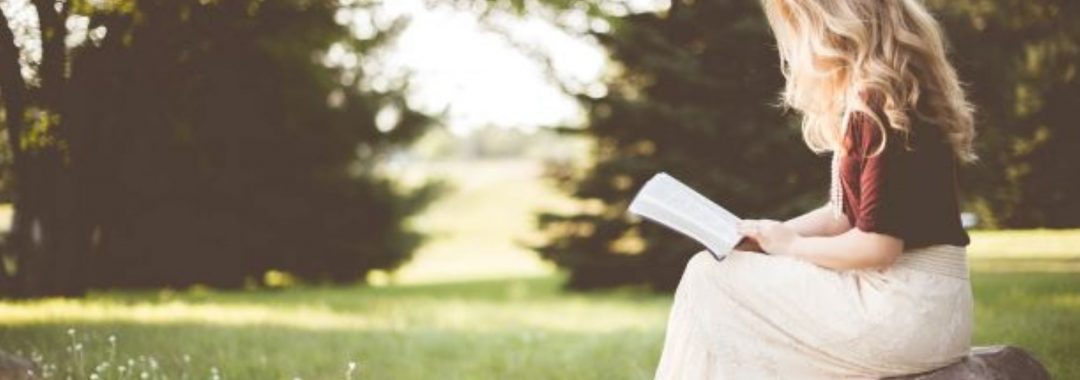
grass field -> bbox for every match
[1,159,1078,379]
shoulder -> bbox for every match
[842,94,891,158]
[842,110,885,158]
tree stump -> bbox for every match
[889,346,1051,380]
[0,350,36,380]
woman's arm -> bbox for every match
[783,203,852,237]
[784,228,903,270]
[737,220,903,270]
[736,203,852,252]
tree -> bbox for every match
[534,0,826,291]
[926,0,1080,228]
[0,0,440,297]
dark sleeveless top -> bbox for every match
[837,92,970,249]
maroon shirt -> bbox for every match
[838,92,970,249]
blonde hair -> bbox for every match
[760,0,976,162]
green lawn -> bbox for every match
[0,275,668,379]
[1,269,1077,379]
[1,160,1078,379]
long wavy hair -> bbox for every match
[760,0,976,162]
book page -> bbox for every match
[628,173,742,260]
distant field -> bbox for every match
[1,159,1078,379]
[384,159,564,285]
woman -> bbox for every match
[653,1,977,379]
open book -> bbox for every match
[627,172,743,262]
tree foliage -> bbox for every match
[536,0,824,291]
[927,0,1080,228]
[0,0,440,296]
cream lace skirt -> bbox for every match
[654,245,974,379]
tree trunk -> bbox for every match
[0,2,91,298]
[0,4,32,297]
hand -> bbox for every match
[736,219,801,256]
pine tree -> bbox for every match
[535,0,827,291]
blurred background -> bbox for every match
[0,0,1077,378]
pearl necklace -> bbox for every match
[829,150,844,220]
[830,112,851,221]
